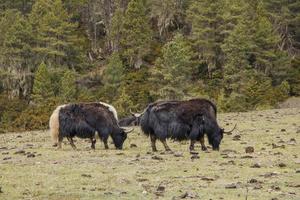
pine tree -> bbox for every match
[151,33,193,99]
[187,0,227,78]
[61,70,77,102]
[108,2,124,52]
[29,0,85,69]
[122,0,152,69]
[32,62,54,102]
[103,52,124,100]
[0,9,33,99]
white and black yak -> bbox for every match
[49,102,132,150]
[135,98,235,152]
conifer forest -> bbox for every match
[0,0,299,132]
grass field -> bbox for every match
[0,108,299,200]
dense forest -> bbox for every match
[0,0,299,132]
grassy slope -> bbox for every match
[0,108,299,200]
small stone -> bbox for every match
[157,185,165,192]
[14,150,25,154]
[174,152,183,157]
[280,129,286,132]
[191,155,200,160]
[27,153,35,158]
[296,169,300,173]
[3,157,11,160]
[251,163,261,168]
[130,144,137,148]
[16,135,22,138]
[225,183,237,189]
[253,185,263,190]
[248,179,258,183]
[245,146,254,153]
[81,174,92,178]
[278,163,286,168]
[0,186,2,193]
[152,155,163,160]
[233,135,241,141]
[271,185,280,191]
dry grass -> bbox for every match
[0,108,300,200]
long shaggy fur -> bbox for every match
[140,98,222,148]
[50,102,127,149]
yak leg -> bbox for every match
[103,139,109,149]
[200,136,207,151]
[160,139,171,152]
[57,135,63,149]
[150,135,157,152]
[91,137,96,150]
[189,140,196,151]
[67,137,77,150]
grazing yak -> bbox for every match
[135,98,235,152]
[49,102,132,150]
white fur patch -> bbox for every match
[99,102,118,121]
[49,104,67,144]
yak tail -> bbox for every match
[49,105,65,146]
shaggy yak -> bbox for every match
[134,98,235,152]
[49,102,132,150]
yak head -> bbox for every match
[207,124,236,151]
[207,128,224,151]
[112,127,133,149]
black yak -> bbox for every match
[49,102,132,150]
[136,99,235,152]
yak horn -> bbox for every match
[130,108,144,118]
[223,124,237,133]
[122,127,134,134]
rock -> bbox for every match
[16,135,22,138]
[260,172,279,178]
[157,185,165,192]
[27,153,35,158]
[241,155,253,159]
[137,178,148,182]
[271,185,280,191]
[81,174,92,178]
[253,185,263,190]
[179,191,198,199]
[272,143,285,149]
[251,163,261,168]
[245,146,254,153]
[3,157,11,160]
[174,152,183,157]
[14,150,25,154]
[152,155,163,161]
[288,138,296,145]
[233,135,241,141]
[191,155,200,160]
[278,163,286,168]
[280,129,286,132]
[296,169,300,173]
[248,179,258,183]
[225,183,237,189]
[130,144,137,148]
[201,177,215,181]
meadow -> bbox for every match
[0,108,299,200]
